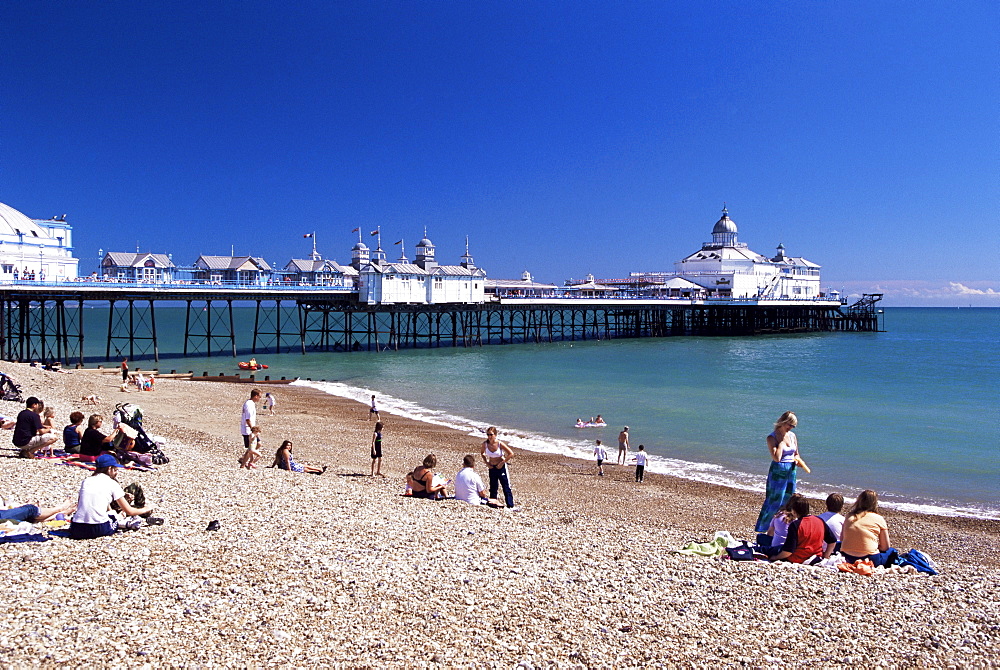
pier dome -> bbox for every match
[351,241,368,251]
[711,206,738,246]
[0,202,50,238]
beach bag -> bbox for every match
[896,549,939,575]
[725,541,755,561]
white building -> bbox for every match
[357,235,486,304]
[674,207,821,299]
[0,202,79,281]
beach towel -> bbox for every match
[895,549,939,575]
[675,531,740,557]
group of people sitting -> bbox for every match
[757,489,895,566]
[405,426,517,508]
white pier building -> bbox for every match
[0,202,79,282]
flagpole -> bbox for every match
[312,232,318,260]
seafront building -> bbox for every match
[100,252,176,282]
[356,234,486,304]
[578,207,826,300]
[0,202,79,282]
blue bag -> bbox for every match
[896,549,939,575]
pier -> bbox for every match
[0,283,882,365]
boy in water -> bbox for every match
[594,439,608,476]
[632,444,647,482]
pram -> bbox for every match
[0,372,24,402]
[113,403,170,465]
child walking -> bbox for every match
[633,444,647,482]
[264,392,276,416]
[238,426,263,469]
[370,421,385,477]
[594,439,608,476]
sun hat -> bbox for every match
[96,454,123,469]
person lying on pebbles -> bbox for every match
[0,499,76,523]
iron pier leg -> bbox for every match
[228,300,236,358]
[183,300,191,356]
[106,300,115,360]
[77,298,85,367]
[150,299,159,362]
[252,300,261,354]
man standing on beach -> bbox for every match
[617,426,629,465]
[12,397,58,458]
[241,389,260,452]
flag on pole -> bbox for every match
[303,233,313,238]
[394,239,403,245]
[351,227,360,233]
[370,229,379,236]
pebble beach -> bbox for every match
[1,361,998,667]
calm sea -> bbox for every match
[83,306,999,518]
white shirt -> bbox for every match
[264,394,276,408]
[73,473,125,525]
[594,445,608,461]
[634,451,647,466]
[454,467,486,504]
[819,511,845,541]
[241,399,257,436]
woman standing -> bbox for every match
[840,490,896,566]
[370,421,385,477]
[481,426,515,508]
[754,411,807,533]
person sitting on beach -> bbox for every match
[69,454,155,539]
[271,440,326,474]
[63,411,85,454]
[818,493,846,555]
[769,497,837,564]
[840,489,897,567]
[12,397,58,459]
[78,414,121,462]
[407,453,447,500]
[454,455,489,505]
[81,394,101,405]
[757,493,802,558]
[0,416,15,430]
[481,427,515,508]
[238,426,263,469]
[39,407,58,457]
[134,369,146,391]
[1,498,75,523]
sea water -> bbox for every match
[85,307,999,518]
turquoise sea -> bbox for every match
[84,306,999,518]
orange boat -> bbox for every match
[238,361,268,370]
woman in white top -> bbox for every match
[70,454,154,539]
[754,411,807,533]
[480,426,515,508]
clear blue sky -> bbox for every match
[3,2,997,305]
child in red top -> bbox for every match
[771,498,837,564]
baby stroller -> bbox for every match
[113,403,170,465]
[0,372,23,402]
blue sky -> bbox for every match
[3,2,997,305]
